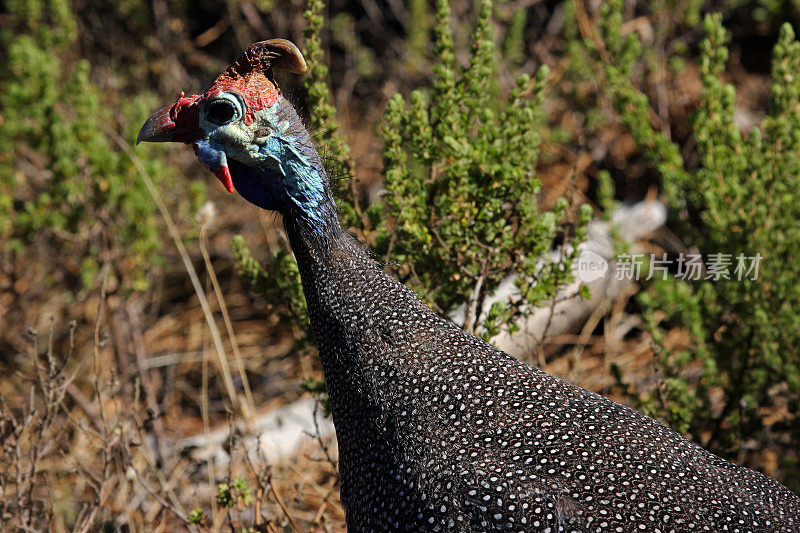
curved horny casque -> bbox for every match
[139,39,800,532]
[222,38,308,77]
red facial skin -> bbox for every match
[165,70,281,136]
[208,71,280,127]
[158,92,201,143]
[215,166,235,193]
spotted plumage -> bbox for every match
[139,39,800,532]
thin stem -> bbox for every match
[101,122,239,411]
[199,223,256,418]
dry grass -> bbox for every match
[0,228,345,531]
[0,142,344,529]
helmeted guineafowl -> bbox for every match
[138,39,800,532]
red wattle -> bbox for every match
[215,165,235,194]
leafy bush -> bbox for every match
[0,0,189,291]
[370,0,589,336]
[595,1,800,487]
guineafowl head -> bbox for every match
[138,39,337,235]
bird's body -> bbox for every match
[139,39,800,532]
[291,223,800,532]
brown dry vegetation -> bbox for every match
[1,0,796,531]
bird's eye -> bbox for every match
[205,100,237,125]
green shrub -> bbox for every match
[370,0,589,335]
[216,476,253,508]
[0,0,183,291]
[595,1,800,487]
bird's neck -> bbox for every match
[230,98,342,239]
[276,133,432,415]
[286,221,371,383]
[285,217,424,396]
[274,147,341,240]
[285,218,375,319]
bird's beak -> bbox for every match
[137,93,200,145]
[137,104,178,144]
[137,92,235,194]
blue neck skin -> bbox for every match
[223,107,342,243]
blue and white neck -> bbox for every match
[221,98,342,241]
